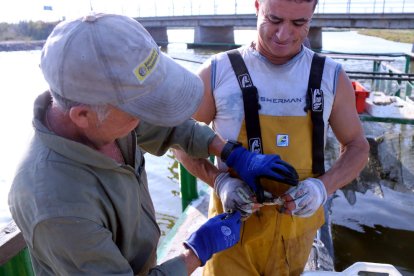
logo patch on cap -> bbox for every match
[133,48,159,83]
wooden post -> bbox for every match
[0,221,33,275]
[0,221,25,265]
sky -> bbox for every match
[0,0,141,23]
[0,0,413,23]
[0,0,251,23]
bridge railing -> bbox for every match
[135,0,413,17]
[316,0,414,14]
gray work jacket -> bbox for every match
[8,92,215,275]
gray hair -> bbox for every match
[50,90,110,123]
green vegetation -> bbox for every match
[357,29,414,44]
[0,21,57,42]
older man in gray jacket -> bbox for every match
[9,13,298,275]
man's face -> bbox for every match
[88,106,140,146]
[255,0,315,64]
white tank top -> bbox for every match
[210,45,341,170]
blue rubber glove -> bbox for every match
[225,146,299,193]
[183,211,241,266]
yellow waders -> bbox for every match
[203,115,325,276]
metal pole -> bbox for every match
[214,0,216,15]
[382,0,386,13]
[137,0,140,17]
[404,54,412,74]
[0,248,34,276]
[179,164,198,211]
[346,0,351,13]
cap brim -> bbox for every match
[118,53,204,127]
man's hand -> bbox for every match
[214,172,261,219]
[283,178,327,217]
[183,211,241,266]
[225,146,299,193]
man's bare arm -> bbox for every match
[180,248,201,275]
[320,69,370,195]
[173,61,223,187]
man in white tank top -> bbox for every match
[174,0,369,275]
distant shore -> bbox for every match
[356,29,414,44]
[0,29,412,52]
[0,40,45,52]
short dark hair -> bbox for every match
[260,0,318,9]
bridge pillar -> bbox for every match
[145,27,168,47]
[194,26,235,46]
[308,27,323,50]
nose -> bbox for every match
[275,23,292,42]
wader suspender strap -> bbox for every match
[227,49,264,154]
[307,53,326,175]
[227,50,326,175]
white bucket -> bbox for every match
[302,262,402,276]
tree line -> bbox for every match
[0,21,58,41]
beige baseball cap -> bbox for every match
[40,13,203,127]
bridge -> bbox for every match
[132,0,414,50]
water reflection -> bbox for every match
[1,31,413,272]
[327,122,414,273]
[333,224,414,276]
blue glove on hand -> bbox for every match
[183,211,241,266]
[225,146,299,193]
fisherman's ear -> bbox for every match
[69,105,92,128]
[255,0,260,15]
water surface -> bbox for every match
[1,30,413,273]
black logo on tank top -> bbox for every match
[311,88,324,112]
[238,74,253,88]
[249,138,262,153]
